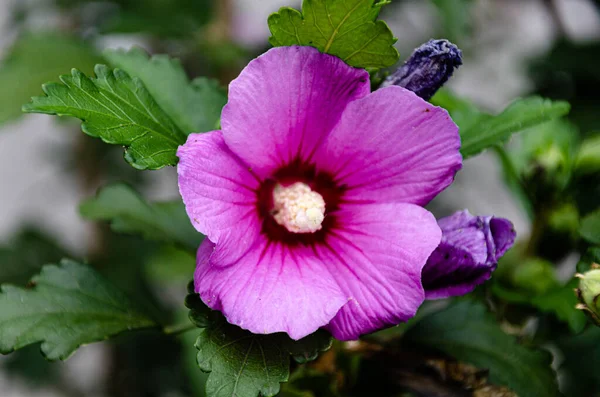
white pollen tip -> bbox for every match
[306,208,325,225]
[272,182,326,234]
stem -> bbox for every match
[163,323,197,336]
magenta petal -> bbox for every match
[194,237,347,340]
[221,46,371,179]
[314,86,462,206]
[177,131,262,264]
[324,203,441,340]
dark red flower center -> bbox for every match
[256,158,346,246]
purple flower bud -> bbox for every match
[422,210,516,300]
[381,39,462,100]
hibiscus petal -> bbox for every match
[177,131,262,264]
[194,237,347,340]
[438,211,489,265]
[422,210,516,300]
[490,217,516,259]
[324,203,441,340]
[314,86,462,206]
[422,243,494,300]
[221,46,371,179]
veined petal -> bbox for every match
[490,217,516,259]
[423,210,516,300]
[422,243,494,300]
[324,203,441,340]
[221,46,371,179]
[194,238,347,340]
[314,86,462,206]
[177,131,262,263]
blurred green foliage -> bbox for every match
[0,229,69,285]
[0,33,100,125]
[56,0,214,37]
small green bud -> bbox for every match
[575,264,600,326]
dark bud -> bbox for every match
[381,39,462,100]
[422,210,516,300]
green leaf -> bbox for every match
[104,47,226,133]
[197,318,289,397]
[580,208,600,244]
[531,279,588,333]
[23,65,187,170]
[80,183,203,251]
[460,97,570,158]
[185,289,333,397]
[432,92,571,159]
[0,259,157,360]
[460,97,571,159]
[404,300,561,397]
[268,0,399,69]
[285,329,332,364]
[0,33,100,126]
[509,119,579,174]
[0,229,68,286]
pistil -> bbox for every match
[272,182,326,233]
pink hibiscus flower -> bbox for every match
[177,46,462,341]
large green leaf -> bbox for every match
[104,48,226,134]
[404,301,560,397]
[580,209,600,245]
[431,92,571,159]
[23,65,187,170]
[80,183,203,251]
[0,259,157,360]
[185,289,333,397]
[268,0,399,69]
[0,33,99,126]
